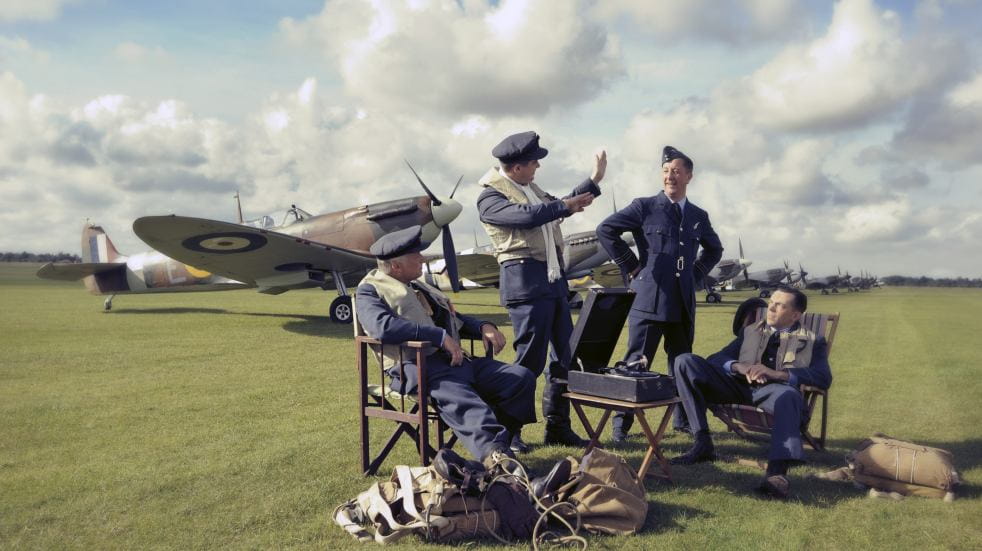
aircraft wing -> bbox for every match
[37,261,124,281]
[454,252,501,287]
[590,262,628,289]
[133,216,375,288]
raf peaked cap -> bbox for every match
[662,145,693,168]
[369,225,426,260]
[492,131,549,163]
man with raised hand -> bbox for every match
[477,131,606,452]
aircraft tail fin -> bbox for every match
[82,223,122,263]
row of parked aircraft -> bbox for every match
[37,169,881,323]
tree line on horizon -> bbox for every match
[2,253,979,288]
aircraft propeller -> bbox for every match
[799,262,808,285]
[739,238,750,283]
[405,160,463,292]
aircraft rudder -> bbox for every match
[81,223,122,263]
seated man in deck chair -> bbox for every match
[355,225,537,466]
[670,286,831,498]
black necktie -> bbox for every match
[762,332,781,370]
[672,202,683,222]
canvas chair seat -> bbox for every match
[709,308,839,451]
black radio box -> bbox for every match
[566,288,677,403]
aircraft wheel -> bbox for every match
[758,290,771,298]
[104,298,113,311]
[821,289,829,295]
[706,293,721,304]
[330,295,353,324]
[831,288,839,294]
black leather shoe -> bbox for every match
[757,474,790,499]
[669,440,716,465]
[510,432,532,454]
[544,425,588,447]
[531,457,573,500]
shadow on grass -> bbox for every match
[241,312,355,338]
[111,307,230,315]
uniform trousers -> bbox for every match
[507,295,574,381]
[673,353,806,462]
[389,355,537,460]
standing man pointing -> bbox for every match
[477,131,606,452]
[596,146,722,442]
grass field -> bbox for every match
[1,262,980,549]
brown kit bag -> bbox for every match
[551,447,648,535]
[841,433,960,501]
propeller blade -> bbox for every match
[449,174,463,199]
[404,160,441,206]
[442,228,461,292]
[739,238,745,259]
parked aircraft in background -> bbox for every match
[38,165,464,323]
[36,223,249,311]
[725,240,794,297]
[700,254,753,303]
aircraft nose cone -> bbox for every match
[431,197,462,228]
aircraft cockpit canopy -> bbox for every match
[280,205,313,227]
[242,215,275,229]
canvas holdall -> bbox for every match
[334,464,502,544]
[549,448,648,536]
[843,433,960,501]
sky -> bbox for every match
[1,0,980,278]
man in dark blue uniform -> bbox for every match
[354,226,537,463]
[596,146,723,442]
[476,131,606,451]
[670,286,831,499]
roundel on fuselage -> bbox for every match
[182,232,268,254]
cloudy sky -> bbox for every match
[1,0,980,278]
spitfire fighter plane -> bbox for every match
[38,166,464,323]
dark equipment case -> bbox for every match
[567,288,677,402]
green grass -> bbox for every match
[1,262,980,549]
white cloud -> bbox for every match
[718,0,965,131]
[596,0,807,44]
[0,35,50,64]
[113,41,169,63]
[0,0,77,22]
[835,197,910,243]
[279,0,623,118]
[890,72,982,167]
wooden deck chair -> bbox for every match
[710,307,840,451]
[354,302,488,476]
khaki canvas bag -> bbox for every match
[335,464,501,544]
[846,433,960,500]
[552,448,648,535]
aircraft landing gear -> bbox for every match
[705,292,722,304]
[831,288,839,294]
[104,295,114,311]
[330,295,353,324]
[758,289,771,298]
[821,289,830,295]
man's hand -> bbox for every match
[563,192,594,214]
[734,362,786,384]
[480,323,506,356]
[442,334,464,366]
[591,150,607,184]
